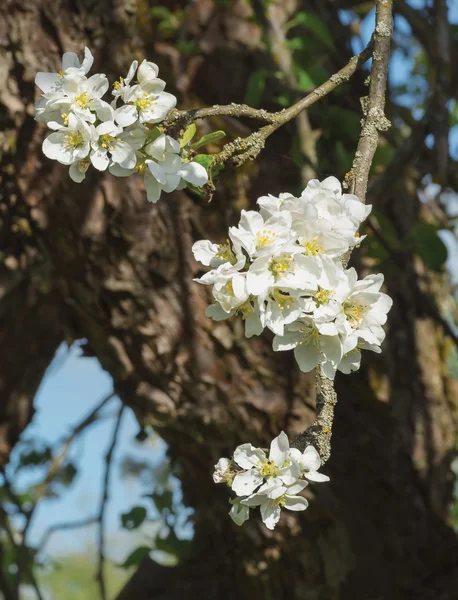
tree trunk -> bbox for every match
[1,1,457,598]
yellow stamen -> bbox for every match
[215,240,236,264]
[314,287,334,306]
[303,237,323,256]
[271,289,294,312]
[63,131,84,149]
[274,495,286,507]
[223,280,234,296]
[113,77,124,90]
[298,325,320,347]
[133,95,153,111]
[57,70,65,81]
[99,133,119,151]
[61,113,69,126]
[259,459,278,478]
[235,300,253,319]
[135,162,147,173]
[74,92,91,109]
[269,255,293,278]
[255,229,276,249]
[344,301,366,328]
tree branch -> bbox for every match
[212,38,374,169]
[96,405,124,600]
[293,0,393,461]
[38,516,100,552]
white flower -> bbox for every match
[90,121,146,171]
[273,318,343,380]
[112,60,138,104]
[288,446,329,482]
[229,210,293,259]
[231,432,300,497]
[213,457,232,484]
[205,299,264,338]
[229,500,250,526]
[42,113,94,165]
[240,479,309,530]
[69,158,90,183]
[46,73,113,124]
[35,47,94,100]
[114,77,176,126]
[144,134,207,198]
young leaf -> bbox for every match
[179,123,197,147]
[191,131,226,150]
[192,154,213,169]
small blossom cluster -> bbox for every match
[34,47,207,201]
[193,177,392,379]
[214,432,328,529]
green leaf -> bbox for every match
[179,123,197,147]
[155,531,192,559]
[146,126,164,144]
[150,7,172,20]
[120,546,151,568]
[295,67,314,91]
[408,222,448,272]
[244,69,268,108]
[191,154,213,169]
[284,12,334,49]
[152,490,173,513]
[191,131,226,150]
[121,506,147,530]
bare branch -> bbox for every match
[345,0,393,201]
[293,0,393,460]
[166,104,277,125]
[96,405,124,600]
[33,391,115,503]
[213,38,374,169]
[38,516,99,552]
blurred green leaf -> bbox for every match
[121,506,147,530]
[408,222,448,272]
[244,69,268,107]
[295,67,314,91]
[148,490,174,514]
[155,530,192,559]
[284,12,334,49]
[191,131,226,150]
[120,546,151,568]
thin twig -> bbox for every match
[33,391,115,502]
[214,38,375,168]
[293,0,393,460]
[166,104,278,125]
[96,405,124,600]
[38,516,100,551]
[166,38,374,172]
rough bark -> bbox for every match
[1,1,458,599]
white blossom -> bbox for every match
[213,457,232,484]
[240,479,309,530]
[42,113,94,165]
[288,446,330,482]
[217,431,329,530]
[231,432,300,497]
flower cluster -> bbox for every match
[193,177,393,379]
[214,432,328,529]
[35,47,208,201]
